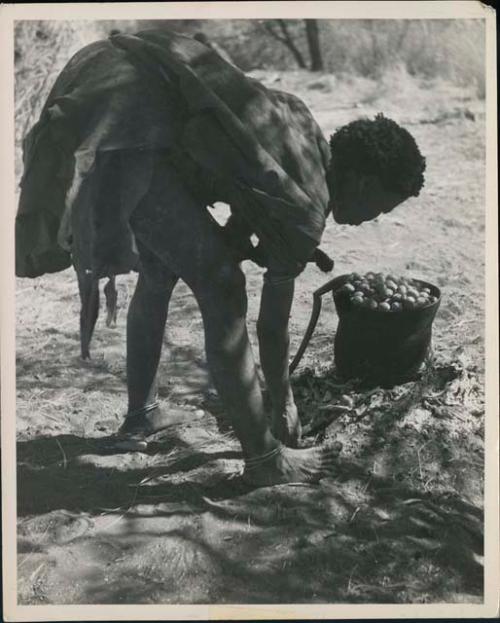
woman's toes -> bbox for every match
[319,444,342,467]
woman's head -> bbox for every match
[328,114,426,225]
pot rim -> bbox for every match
[332,273,442,315]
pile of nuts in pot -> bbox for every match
[338,272,438,312]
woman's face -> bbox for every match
[329,169,407,226]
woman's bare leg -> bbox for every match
[118,243,180,437]
[126,153,341,482]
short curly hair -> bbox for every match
[329,113,426,198]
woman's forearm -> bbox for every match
[257,278,295,409]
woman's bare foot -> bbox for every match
[272,402,302,448]
[243,441,342,487]
[114,404,188,451]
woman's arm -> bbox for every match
[257,274,296,417]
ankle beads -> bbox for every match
[125,400,159,421]
[244,443,283,471]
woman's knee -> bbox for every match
[201,264,250,363]
[135,240,177,297]
[199,261,247,317]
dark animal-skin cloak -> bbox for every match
[16,30,331,281]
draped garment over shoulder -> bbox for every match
[16,29,331,280]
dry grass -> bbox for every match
[210,19,486,98]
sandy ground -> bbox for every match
[16,70,485,604]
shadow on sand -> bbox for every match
[17,425,483,604]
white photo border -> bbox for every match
[1,2,498,620]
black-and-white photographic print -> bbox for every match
[1,2,498,620]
